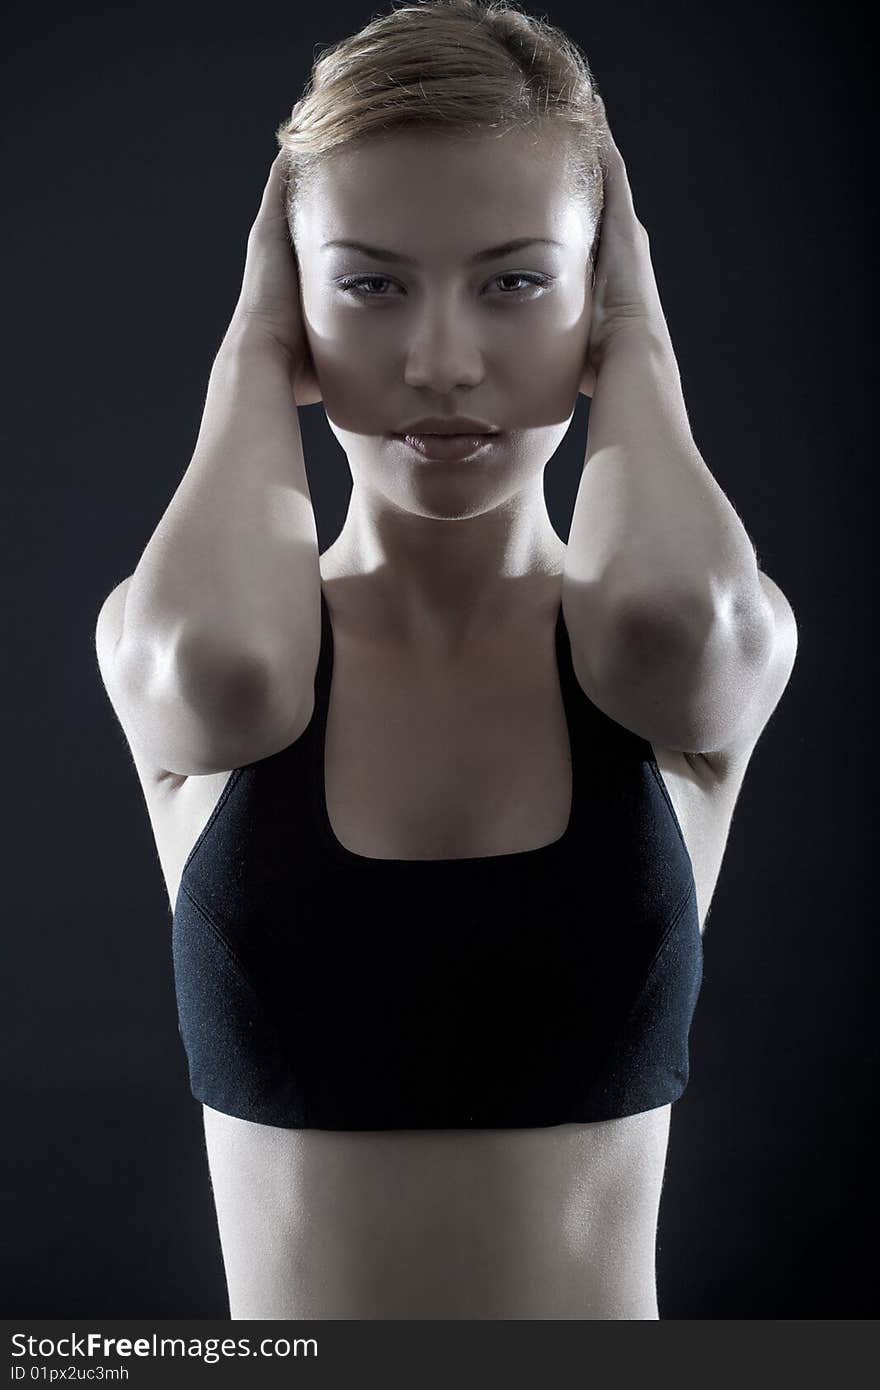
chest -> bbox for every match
[323,630,574,861]
[140,621,740,936]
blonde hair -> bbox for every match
[274,0,609,277]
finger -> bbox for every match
[592,95,623,163]
[592,98,638,225]
[253,151,289,228]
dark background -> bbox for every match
[3,0,874,1318]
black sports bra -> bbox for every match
[171,589,703,1129]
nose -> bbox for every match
[403,301,485,392]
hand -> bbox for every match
[229,151,322,406]
[579,97,672,398]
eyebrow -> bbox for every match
[320,236,564,266]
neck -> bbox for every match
[322,484,566,650]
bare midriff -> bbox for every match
[202,1103,672,1319]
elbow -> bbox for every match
[612,575,775,670]
[168,628,280,723]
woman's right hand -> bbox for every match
[228,151,322,406]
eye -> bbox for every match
[337,275,400,299]
[335,272,554,301]
[492,272,552,296]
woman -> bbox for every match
[95,0,798,1318]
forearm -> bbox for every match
[118,320,320,693]
[568,329,769,638]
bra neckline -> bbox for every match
[312,587,579,870]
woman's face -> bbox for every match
[293,128,596,517]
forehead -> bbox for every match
[296,129,587,256]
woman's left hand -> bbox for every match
[580,96,672,397]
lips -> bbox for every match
[396,433,497,462]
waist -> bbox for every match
[202,1104,672,1319]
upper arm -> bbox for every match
[563,568,798,772]
[94,576,315,779]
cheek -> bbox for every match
[506,308,590,399]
